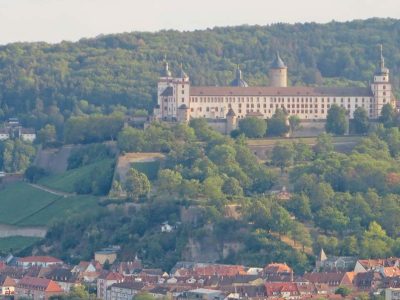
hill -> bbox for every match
[0,18,399,131]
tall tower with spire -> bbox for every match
[230,65,248,87]
[155,57,191,121]
[371,44,392,118]
[269,51,288,87]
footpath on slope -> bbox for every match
[28,183,73,197]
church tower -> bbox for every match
[371,45,392,119]
[269,51,288,87]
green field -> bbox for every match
[131,161,160,180]
[0,236,41,254]
[0,182,60,225]
[0,182,99,227]
[38,159,114,193]
[17,194,98,226]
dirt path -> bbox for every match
[28,183,73,197]
[0,224,47,238]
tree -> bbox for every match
[222,177,243,196]
[286,193,312,221]
[37,124,56,146]
[293,141,314,162]
[291,222,312,252]
[117,126,145,152]
[335,286,352,297]
[157,169,182,196]
[270,204,293,237]
[180,179,201,199]
[267,109,290,137]
[125,168,151,201]
[361,221,393,258]
[271,142,294,172]
[238,117,267,138]
[203,175,224,200]
[315,207,349,233]
[24,166,47,183]
[325,104,348,135]
[313,133,334,157]
[379,103,395,128]
[288,115,301,134]
[352,107,369,134]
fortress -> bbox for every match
[154,46,395,134]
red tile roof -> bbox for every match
[17,276,63,293]
[264,263,293,274]
[18,256,63,264]
[265,282,299,297]
[190,86,373,97]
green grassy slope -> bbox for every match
[38,159,114,193]
[0,182,60,225]
[0,236,41,254]
[17,195,98,227]
[0,182,99,227]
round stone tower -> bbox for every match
[269,51,287,87]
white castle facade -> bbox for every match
[154,47,395,130]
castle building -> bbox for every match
[154,46,395,128]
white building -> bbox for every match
[19,128,36,142]
[386,288,400,300]
[154,46,395,125]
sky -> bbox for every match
[0,0,399,45]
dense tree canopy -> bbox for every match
[0,18,399,134]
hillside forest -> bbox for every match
[0,18,399,139]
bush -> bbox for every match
[25,166,47,183]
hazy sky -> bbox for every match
[0,0,399,45]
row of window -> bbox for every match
[189,96,375,104]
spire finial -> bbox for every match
[162,54,171,77]
[379,44,385,69]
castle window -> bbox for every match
[322,110,325,114]
[182,90,184,94]
[384,98,387,102]
[383,92,386,96]
[182,98,184,102]
[383,85,386,89]
[347,104,350,108]
[341,98,344,103]
[206,107,209,112]
[191,108,194,112]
